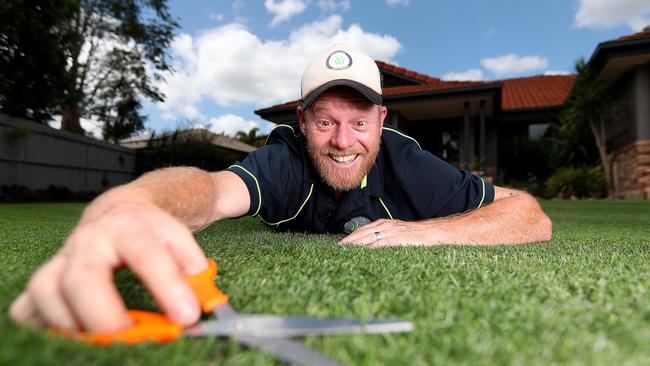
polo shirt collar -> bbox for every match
[362,151,384,198]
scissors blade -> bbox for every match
[214,302,238,318]
[235,336,344,366]
[186,313,413,338]
[201,304,344,366]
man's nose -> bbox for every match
[331,124,355,150]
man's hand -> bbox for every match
[339,186,552,247]
[339,219,440,247]
[9,168,250,332]
[9,201,208,332]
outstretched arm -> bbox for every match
[9,167,249,332]
[339,186,552,247]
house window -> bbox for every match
[529,123,549,140]
[441,131,459,164]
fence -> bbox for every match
[0,114,135,194]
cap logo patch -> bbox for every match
[326,50,352,70]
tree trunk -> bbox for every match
[590,117,614,198]
[598,144,614,199]
[61,102,84,135]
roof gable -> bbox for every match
[614,28,650,42]
[587,28,650,82]
[376,60,441,86]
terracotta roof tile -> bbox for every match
[383,80,492,96]
[375,60,442,84]
[615,29,650,42]
[501,75,575,110]
[255,68,577,116]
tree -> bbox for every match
[137,128,245,174]
[99,78,145,143]
[0,0,74,122]
[59,0,178,137]
[0,0,177,141]
[555,58,615,197]
[235,127,268,147]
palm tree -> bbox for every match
[235,127,267,147]
[560,58,615,197]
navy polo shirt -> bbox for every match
[227,122,494,234]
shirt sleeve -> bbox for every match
[227,143,303,220]
[412,149,494,217]
[383,131,494,219]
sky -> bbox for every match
[109,0,650,139]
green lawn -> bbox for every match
[1,200,650,365]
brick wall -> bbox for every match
[612,139,650,199]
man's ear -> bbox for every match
[297,105,307,135]
[377,105,388,139]
[379,105,388,125]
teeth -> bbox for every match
[330,154,357,164]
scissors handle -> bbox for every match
[187,259,229,312]
[54,259,228,345]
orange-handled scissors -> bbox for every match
[57,259,413,366]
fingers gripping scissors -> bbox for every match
[60,260,413,365]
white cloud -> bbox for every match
[317,0,350,11]
[232,0,247,24]
[169,33,195,68]
[48,118,60,129]
[544,70,571,76]
[161,111,176,121]
[207,114,274,136]
[442,69,485,81]
[209,12,224,22]
[575,0,650,31]
[480,54,548,77]
[49,115,104,139]
[120,128,155,142]
[265,0,307,27]
[181,105,205,121]
[157,15,401,122]
[386,0,409,6]
[233,0,245,12]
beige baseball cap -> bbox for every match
[300,44,382,109]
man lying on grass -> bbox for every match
[10,44,551,333]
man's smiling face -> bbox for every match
[298,87,387,192]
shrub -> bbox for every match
[136,129,246,174]
[501,135,554,185]
[0,185,98,202]
[543,166,606,199]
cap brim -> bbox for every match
[301,80,382,109]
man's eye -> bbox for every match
[319,120,333,127]
[356,120,367,127]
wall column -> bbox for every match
[478,99,486,162]
[462,101,470,169]
[635,63,650,140]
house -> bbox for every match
[255,29,650,199]
[256,64,574,185]
[588,28,650,199]
[120,128,256,174]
